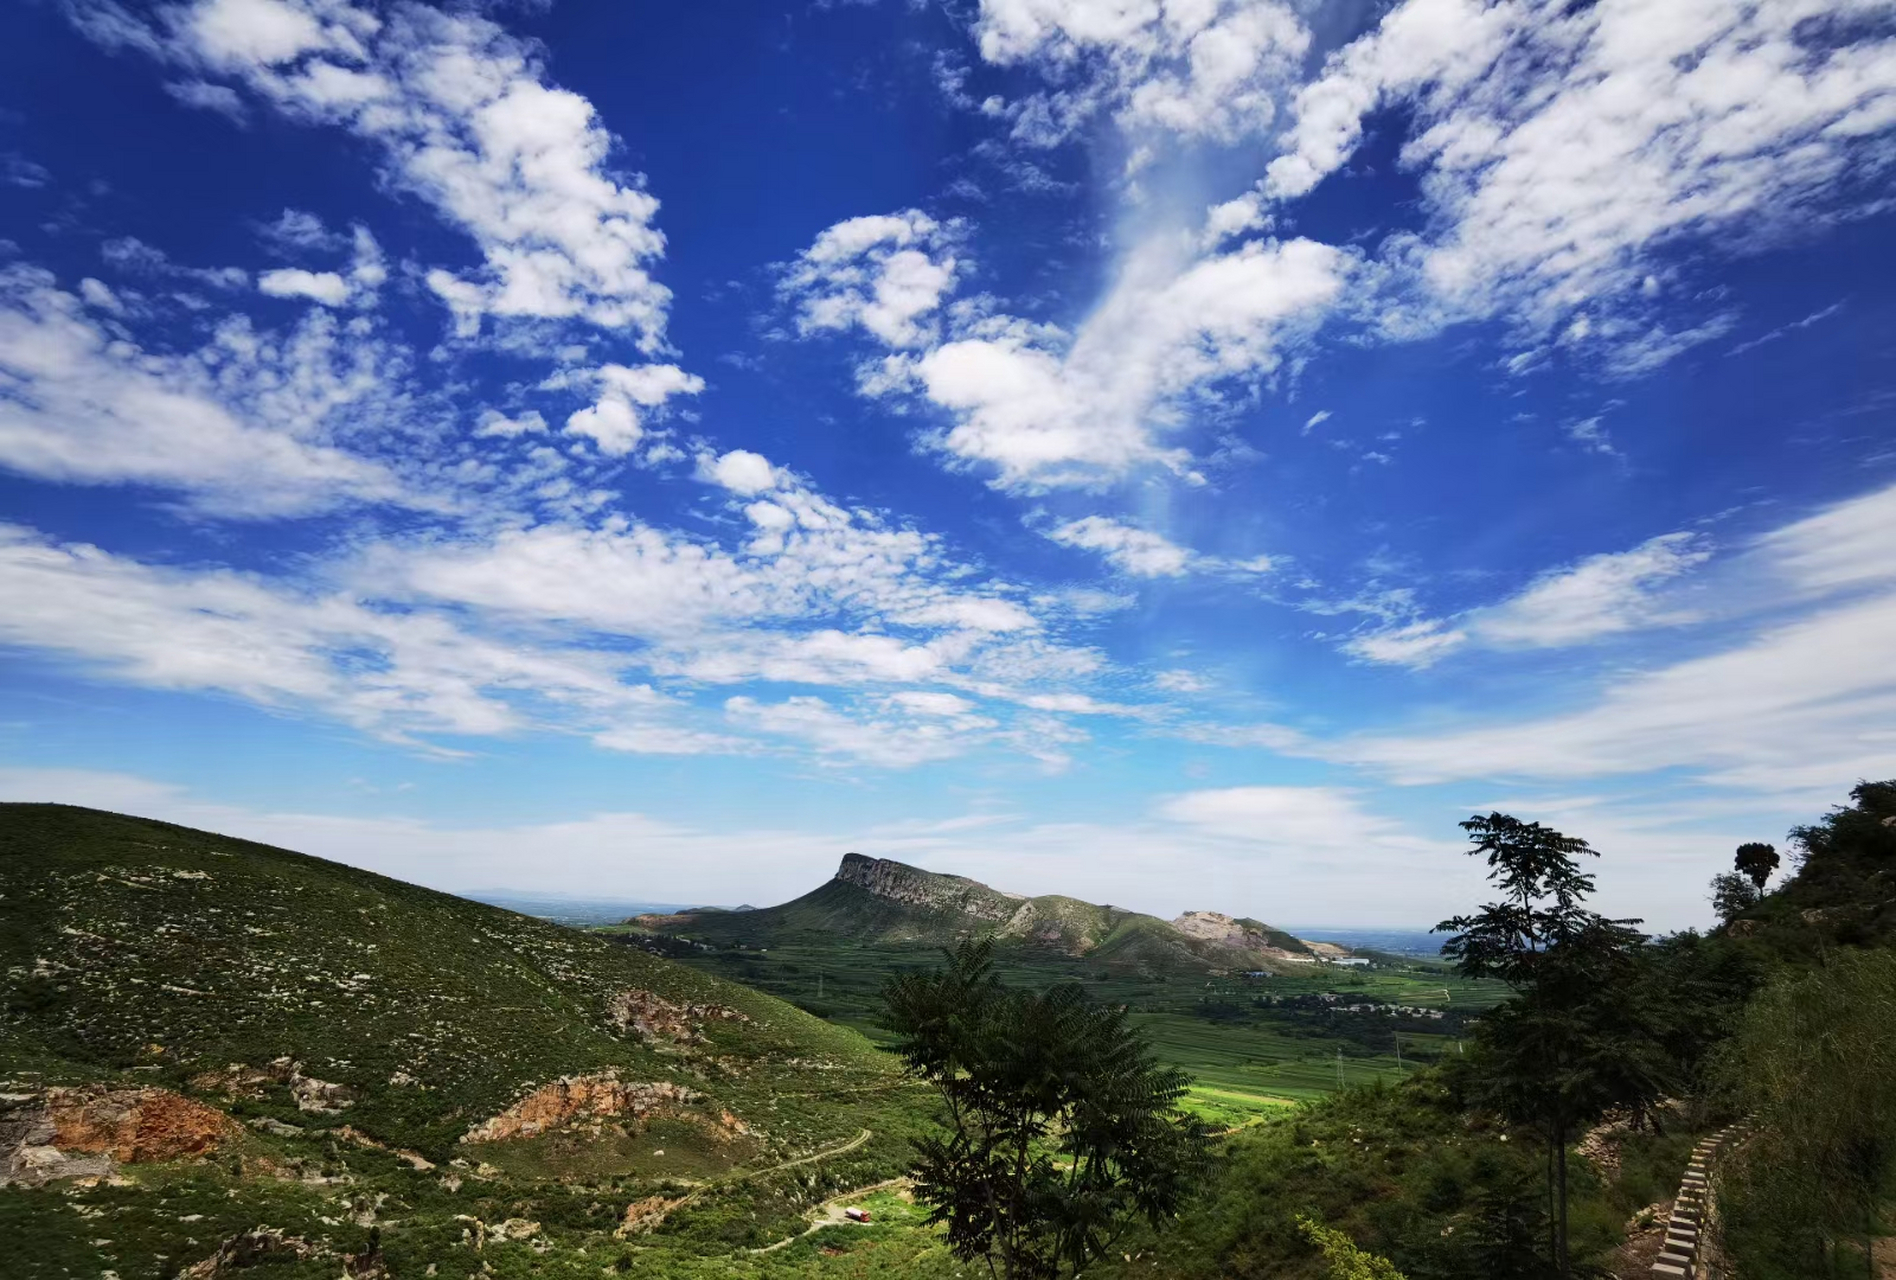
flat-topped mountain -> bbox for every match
[633,852,1333,974]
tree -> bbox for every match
[1435,814,1661,1278]
[1708,870,1760,923]
[1733,841,1779,893]
[881,939,1208,1280]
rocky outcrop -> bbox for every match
[181,1229,320,1278]
[617,1194,687,1237]
[461,1072,701,1144]
[2,1085,239,1185]
[188,1058,355,1114]
[835,853,1023,920]
[607,988,750,1045]
[1172,911,1319,964]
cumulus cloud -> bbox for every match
[781,210,961,349]
[86,0,679,346]
[899,235,1349,488]
[1264,0,1896,360]
[974,0,1311,144]
[706,449,776,496]
[558,362,704,456]
[258,266,349,306]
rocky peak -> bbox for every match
[833,853,1023,920]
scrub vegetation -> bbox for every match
[4,781,1894,1278]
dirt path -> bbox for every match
[749,1176,912,1254]
[742,1127,872,1179]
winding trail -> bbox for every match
[749,1175,912,1254]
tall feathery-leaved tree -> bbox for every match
[1436,814,1665,1277]
[882,939,1208,1280]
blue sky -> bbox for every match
[1,0,1893,928]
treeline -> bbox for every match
[1115,780,1896,1279]
[873,781,1896,1279]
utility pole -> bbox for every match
[1336,1048,1343,1089]
[1395,1034,1403,1074]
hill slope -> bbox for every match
[0,804,933,1278]
[636,852,1328,974]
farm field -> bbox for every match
[597,929,1504,1123]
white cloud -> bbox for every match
[1302,408,1330,433]
[96,0,678,346]
[1336,590,1896,795]
[1048,516,1191,576]
[726,693,998,767]
[1340,619,1468,668]
[707,449,776,496]
[1265,0,1896,360]
[258,266,349,306]
[1154,668,1209,693]
[0,268,410,517]
[559,362,704,456]
[1472,533,1712,647]
[99,235,248,290]
[904,235,1349,488]
[259,207,345,252]
[1321,481,1896,796]
[164,78,248,121]
[781,210,961,349]
[475,409,547,439]
[974,0,1311,144]
[1343,532,1713,667]
[1158,785,1446,855]
[0,523,666,743]
[1044,514,1277,579]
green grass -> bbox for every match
[0,803,1514,1278]
[0,804,933,1278]
[612,931,1501,1126]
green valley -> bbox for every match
[613,852,1506,1125]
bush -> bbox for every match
[1719,948,1896,1277]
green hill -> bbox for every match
[0,804,943,1279]
[633,852,1325,975]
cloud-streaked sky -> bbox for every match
[2,0,1893,928]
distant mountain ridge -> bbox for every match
[633,852,1342,974]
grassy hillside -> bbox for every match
[1,804,949,1279]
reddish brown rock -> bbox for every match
[47,1085,239,1163]
[461,1071,700,1143]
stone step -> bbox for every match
[1652,1264,1687,1278]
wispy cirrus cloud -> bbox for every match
[1263,0,1896,365]
[1342,531,1715,667]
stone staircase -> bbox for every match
[1652,1119,1750,1278]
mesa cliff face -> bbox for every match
[833,853,1024,921]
